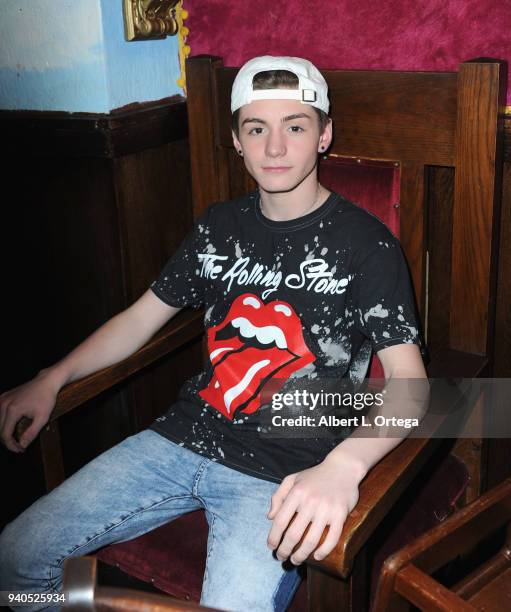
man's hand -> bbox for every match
[0,369,61,453]
[266,451,366,565]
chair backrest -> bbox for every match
[186,56,506,366]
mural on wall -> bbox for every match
[0,0,108,112]
[0,0,182,113]
[185,0,511,107]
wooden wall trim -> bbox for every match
[2,99,510,161]
[1,95,188,159]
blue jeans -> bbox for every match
[0,429,302,611]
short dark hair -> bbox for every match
[231,69,330,137]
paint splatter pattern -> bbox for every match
[148,191,421,482]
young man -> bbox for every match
[0,56,426,611]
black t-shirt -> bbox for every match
[149,191,422,483]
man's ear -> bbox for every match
[232,130,242,152]
[318,119,333,152]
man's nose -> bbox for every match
[265,130,286,157]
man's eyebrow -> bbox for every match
[282,113,312,122]
[241,117,266,127]
[240,113,312,127]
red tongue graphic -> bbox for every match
[210,338,243,364]
[198,293,315,420]
[200,346,299,419]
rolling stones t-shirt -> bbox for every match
[149,191,421,483]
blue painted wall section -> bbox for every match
[100,0,181,111]
[0,0,182,113]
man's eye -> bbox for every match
[248,127,264,135]
[289,125,304,132]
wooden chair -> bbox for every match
[16,55,506,610]
[372,477,511,611]
[62,556,221,611]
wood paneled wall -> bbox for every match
[0,98,202,527]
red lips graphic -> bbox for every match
[199,293,315,420]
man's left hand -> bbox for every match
[266,452,365,565]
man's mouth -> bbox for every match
[199,294,315,420]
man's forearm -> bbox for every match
[41,291,179,391]
[323,435,403,482]
[43,312,145,389]
[324,373,429,479]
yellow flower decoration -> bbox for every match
[175,1,190,94]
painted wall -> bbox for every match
[0,0,182,113]
[186,0,511,106]
[99,0,181,112]
[2,1,507,112]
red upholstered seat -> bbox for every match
[97,511,207,601]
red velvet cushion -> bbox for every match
[319,157,400,236]
[97,510,208,601]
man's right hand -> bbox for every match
[0,369,61,453]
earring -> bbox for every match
[238,149,243,156]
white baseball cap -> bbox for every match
[231,56,330,114]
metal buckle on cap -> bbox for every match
[302,89,317,102]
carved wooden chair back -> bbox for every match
[187,56,506,363]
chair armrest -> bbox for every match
[14,309,204,492]
[50,309,204,422]
[94,589,221,611]
[16,309,204,439]
[307,349,488,578]
[390,564,476,612]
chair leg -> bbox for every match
[307,567,352,611]
[307,550,369,611]
[39,420,66,491]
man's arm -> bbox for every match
[266,343,427,565]
[0,290,180,453]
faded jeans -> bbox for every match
[0,429,302,611]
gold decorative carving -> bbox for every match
[123,0,181,41]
